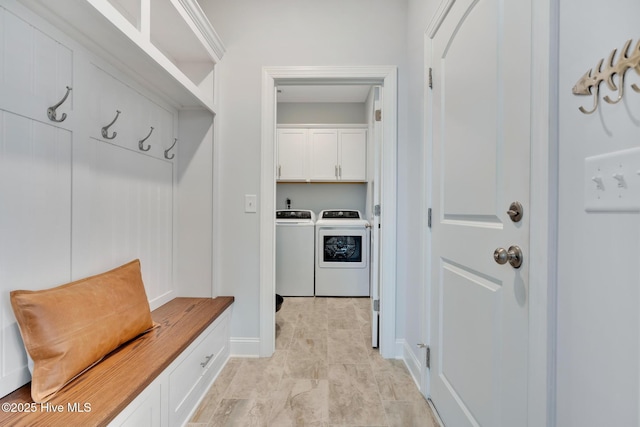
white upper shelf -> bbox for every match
[20,0,225,113]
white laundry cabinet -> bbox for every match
[277,126,367,182]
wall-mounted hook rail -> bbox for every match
[573,39,640,114]
[138,127,154,151]
[101,110,121,140]
[47,86,72,123]
[164,138,178,160]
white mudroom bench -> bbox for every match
[0,297,234,427]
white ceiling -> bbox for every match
[276,85,372,103]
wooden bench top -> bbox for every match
[0,296,234,427]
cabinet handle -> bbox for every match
[339,165,342,178]
[200,353,215,368]
[278,165,281,178]
[335,165,339,178]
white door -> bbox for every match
[428,0,531,426]
[370,87,382,347]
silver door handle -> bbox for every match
[493,245,523,268]
[278,165,281,178]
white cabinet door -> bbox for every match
[338,129,366,181]
[277,128,308,181]
[277,127,367,182]
[309,128,338,181]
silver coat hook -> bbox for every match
[139,127,154,151]
[101,110,121,140]
[47,86,72,123]
[164,138,177,160]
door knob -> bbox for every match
[493,245,523,268]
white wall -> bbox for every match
[276,183,367,216]
[557,1,640,425]
[200,0,408,342]
[278,102,366,124]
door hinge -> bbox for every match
[428,208,432,228]
[428,67,433,89]
[375,109,382,121]
[373,299,380,311]
[426,346,431,369]
[374,204,381,216]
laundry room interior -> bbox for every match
[274,83,380,343]
[275,84,372,215]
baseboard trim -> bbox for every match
[230,337,260,357]
[398,339,422,388]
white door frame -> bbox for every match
[260,66,398,358]
[422,1,557,426]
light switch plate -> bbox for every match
[585,148,640,212]
[245,194,257,213]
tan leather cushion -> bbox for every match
[10,259,154,403]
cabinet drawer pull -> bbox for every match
[200,353,214,368]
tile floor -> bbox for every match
[188,297,440,427]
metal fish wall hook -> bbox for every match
[573,39,640,114]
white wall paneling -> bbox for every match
[72,138,174,307]
[0,4,74,397]
[0,111,72,397]
[0,0,217,396]
[0,5,74,128]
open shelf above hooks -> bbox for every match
[20,0,225,113]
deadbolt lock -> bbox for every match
[507,201,523,222]
[493,245,523,269]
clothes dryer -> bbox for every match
[315,209,370,296]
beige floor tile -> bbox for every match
[190,297,440,427]
[328,306,361,330]
[225,352,287,399]
[374,360,425,402]
[267,378,329,426]
[208,398,272,427]
[297,311,330,330]
[289,328,328,359]
[328,329,370,364]
[276,317,296,349]
[328,364,387,425]
[383,399,439,427]
[190,360,243,423]
[284,355,328,380]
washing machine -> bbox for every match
[315,209,370,296]
[276,209,316,296]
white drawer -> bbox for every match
[168,311,229,426]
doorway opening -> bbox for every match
[259,66,398,358]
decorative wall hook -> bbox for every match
[47,86,72,122]
[164,138,177,160]
[138,127,154,151]
[573,39,640,114]
[101,110,121,140]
